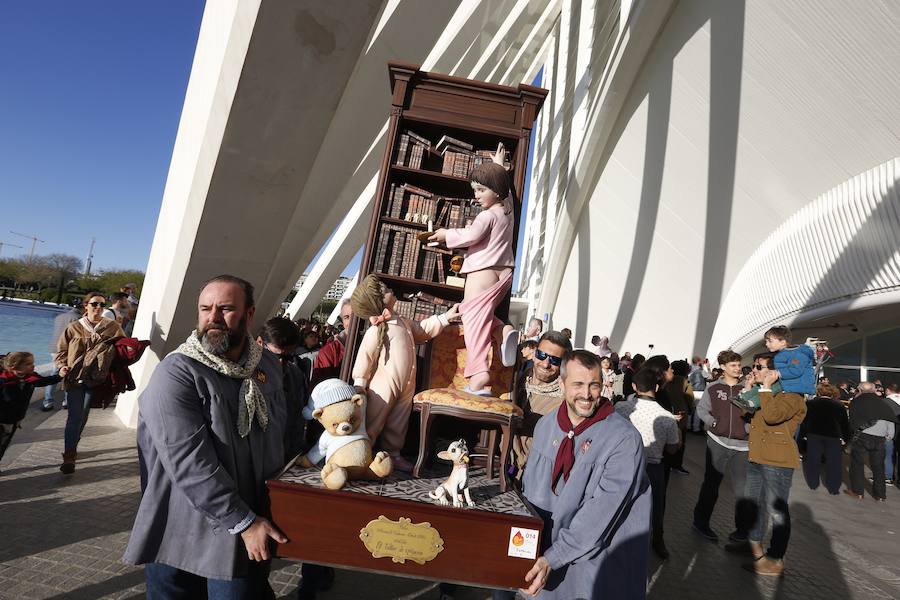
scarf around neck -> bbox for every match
[175,330,267,438]
[525,374,563,398]
[79,316,107,342]
[551,398,614,493]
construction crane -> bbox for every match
[0,241,23,258]
[84,237,95,275]
[9,231,45,261]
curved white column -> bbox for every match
[707,158,900,354]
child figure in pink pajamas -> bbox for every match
[350,275,459,472]
[429,143,518,395]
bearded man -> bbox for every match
[124,275,289,599]
[511,330,571,476]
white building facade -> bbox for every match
[118,0,900,426]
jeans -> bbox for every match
[63,386,94,452]
[43,354,58,407]
[802,434,843,494]
[850,433,886,499]
[745,461,793,559]
[145,562,275,600]
[886,438,895,482]
[646,461,668,540]
[692,438,751,534]
[665,427,687,469]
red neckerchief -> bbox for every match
[551,398,614,493]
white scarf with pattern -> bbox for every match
[175,331,268,438]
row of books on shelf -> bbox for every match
[393,129,512,178]
[386,183,482,227]
[392,296,451,322]
[374,223,448,284]
[394,130,431,170]
[442,149,504,178]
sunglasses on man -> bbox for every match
[534,349,563,367]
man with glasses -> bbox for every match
[510,330,572,479]
[692,349,753,544]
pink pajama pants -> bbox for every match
[459,270,513,378]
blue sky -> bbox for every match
[0,2,205,271]
[0,4,539,283]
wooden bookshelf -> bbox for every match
[341,63,547,381]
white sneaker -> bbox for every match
[500,329,519,367]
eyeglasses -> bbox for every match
[534,349,563,367]
[88,301,106,307]
[754,364,766,371]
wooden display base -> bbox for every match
[268,466,543,590]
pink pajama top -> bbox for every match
[443,202,515,274]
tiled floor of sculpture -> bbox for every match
[277,465,534,516]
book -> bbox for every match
[404,184,433,197]
[436,254,446,284]
[406,130,431,146]
[436,134,473,153]
[441,151,456,175]
[408,291,454,306]
[374,224,392,272]
[388,231,406,275]
[394,134,409,166]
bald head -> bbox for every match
[858,381,876,393]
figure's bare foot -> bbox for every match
[321,463,348,490]
[467,371,491,394]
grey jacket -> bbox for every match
[123,350,287,580]
[522,411,651,599]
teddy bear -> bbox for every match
[297,378,392,490]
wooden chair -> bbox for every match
[412,325,522,491]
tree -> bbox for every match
[76,269,144,297]
[40,254,83,304]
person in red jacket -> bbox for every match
[1,352,67,469]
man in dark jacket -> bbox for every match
[846,382,898,501]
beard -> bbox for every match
[567,394,599,419]
[198,315,247,356]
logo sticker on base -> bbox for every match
[507,527,539,559]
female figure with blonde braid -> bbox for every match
[350,275,459,472]
[429,143,519,395]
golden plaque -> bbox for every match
[359,516,444,565]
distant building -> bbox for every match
[293,274,350,302]
[324,276,351,301]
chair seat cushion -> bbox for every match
[414,387,524,418]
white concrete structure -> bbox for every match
[120,0,900,426]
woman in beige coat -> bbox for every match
[55,291,124,473]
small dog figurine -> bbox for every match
[428,439,475,508]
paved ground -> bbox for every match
[2,393,899,599]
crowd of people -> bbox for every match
[3,274,898,600]
[0,283,140,473]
